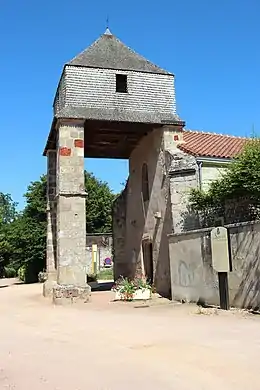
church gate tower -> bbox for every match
[43,28,183,303]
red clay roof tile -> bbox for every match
[178,130,249,158]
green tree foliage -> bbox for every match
[0,193,17,224]
[24,175,47,221]
[0,193,17,276]
[0,172,115,281]
[85,172,115,233]
[189,138,260,212]
[11,176,47,282]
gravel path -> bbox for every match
[0,278,260,389]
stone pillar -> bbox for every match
[168,153,198,232]
[53,119,91,304]
[43,150,57,297]
[162,124,199,233]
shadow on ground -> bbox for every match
[0,284,9,289]
[91,281,114,292]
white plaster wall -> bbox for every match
[201,164,228,191]
[55,65,176,115]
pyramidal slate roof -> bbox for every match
[67,28,172,75]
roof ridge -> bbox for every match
[184,129,250,140]
[67,35,101,65]
[67,31,172,75]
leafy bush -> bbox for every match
[18,265,26,281]
[189,138,260,212]
[4,266,16,278]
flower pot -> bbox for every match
[133,288,151,300]
[114,288,151,301]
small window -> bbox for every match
[142,163,149,202]
[116,74,127,93]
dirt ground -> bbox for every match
[1,279,260,390]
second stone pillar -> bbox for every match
[53,119,91,304]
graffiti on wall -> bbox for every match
[178,260,195,287]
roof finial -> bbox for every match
[104,15,112,35]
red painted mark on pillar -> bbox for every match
[174,135,179,141]
[74,139,84,148]
[59,147,71,156]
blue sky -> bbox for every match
[0,0,259,208]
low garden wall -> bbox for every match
[168,221,260,309]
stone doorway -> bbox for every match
[142,241,153,284]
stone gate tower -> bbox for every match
[43,28,183,303]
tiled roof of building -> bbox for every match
[68,28,171,75]
[179,130,249,159]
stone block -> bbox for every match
[52,284,91,305]
[43,274,57,298]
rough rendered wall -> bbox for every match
[169,221,260,309]
[169,230,218,305]
[56,66,176,115]
[124,127,173,297]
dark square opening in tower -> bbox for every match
[116,74,128,93]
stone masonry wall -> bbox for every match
[56,120,87,287]
[164,129,199,232]
[113,125,197,297]
[43,149,58,299]
[46,150,57,274]
[54,66,176,116]
[112,183,128,279]
[123,126,175,297]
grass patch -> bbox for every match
[97,268,114,280]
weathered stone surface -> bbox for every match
[45,150,57,296]
[56,121,88,288]
[43,278,58,298]
[53,284,91,305]
[167,150,198,233]
[113,127,174,298]
[112,182,128,280]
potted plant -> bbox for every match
[112,276,152,301]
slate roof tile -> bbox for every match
[68,29,171,75]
